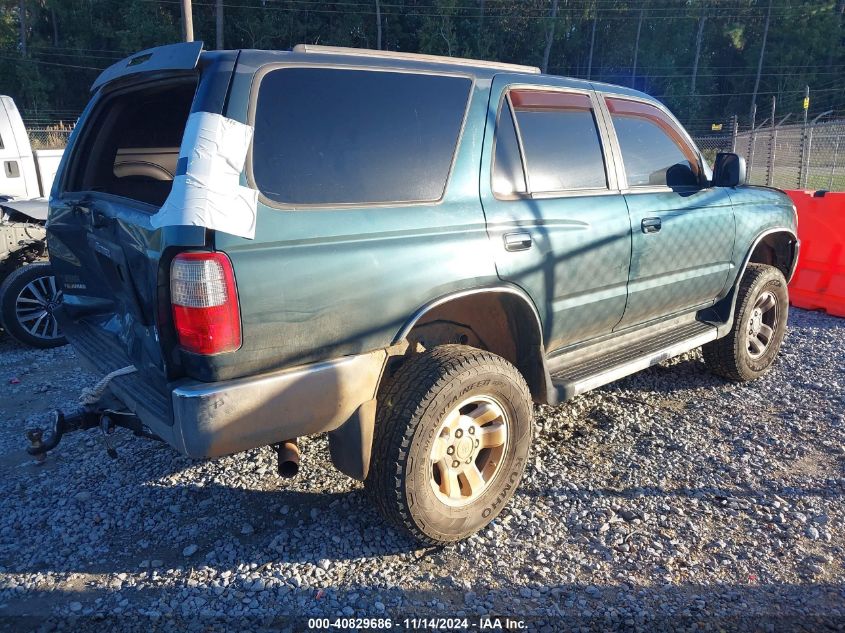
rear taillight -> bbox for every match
[170,252,241,355]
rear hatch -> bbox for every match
[47,44,238,415]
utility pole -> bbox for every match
[542,0,560,74]
[587,2,597,79]
[750,0,773,123]
[375,0,382,50]
[827,0,845,72]
[51,7,59,47]
[477,0,486,56]
[181,0,194,43]
[216,0,224,49]
[691,6,707,94]
[631,5,645,88]
[18,0,27,56]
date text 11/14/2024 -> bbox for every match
[306,617,528,630]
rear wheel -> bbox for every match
[702,263,788,381]
[365,345,533,544]
[0,263,67,349]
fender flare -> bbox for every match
[706,227,799,331]
[392,284,557,404]
[394,284,545,345]
[740,227,800,284]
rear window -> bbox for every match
[509,90,607,193]
[65,79,196,207]
[252,68,472,206]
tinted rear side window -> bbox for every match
[252,68,472,206]
[510,90,607,193]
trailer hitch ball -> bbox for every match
[24,409,90,460]
[25,428,46,463]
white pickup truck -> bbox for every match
[0,95,67,349]
[0,96,65,210]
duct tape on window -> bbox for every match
[151,111,258,240]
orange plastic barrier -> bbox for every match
[784,190,845,318]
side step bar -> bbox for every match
[550,320,718,401]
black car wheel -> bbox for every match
[0,262,67,349]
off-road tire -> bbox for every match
[0,262,67,349]
[365,345,533,545]
[702,263,788,381]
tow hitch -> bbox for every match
[25,407,162,461]
[24,364,161,460]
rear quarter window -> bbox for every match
[251,67,472,206]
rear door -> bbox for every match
[601,95,735,329]
[47,50,234,385]
[480,74,632,352]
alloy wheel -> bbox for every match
[747,290,778,359]
[14,274,63,342]
[429,395,509,507]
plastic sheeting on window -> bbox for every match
[151,111,258,240]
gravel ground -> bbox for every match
[0,307,843,632]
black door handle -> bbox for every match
[641,217,662,233]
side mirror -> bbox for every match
[712,152,747,187]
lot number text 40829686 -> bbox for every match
[306,617,528,630]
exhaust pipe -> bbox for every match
[274,439,300,478]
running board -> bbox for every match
[549,321,717,401]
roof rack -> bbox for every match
[292,44,540,75]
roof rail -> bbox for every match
[292,44,540,75]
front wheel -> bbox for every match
[365,345,533,545]
[0,262,67,349]
[702,263,788,381]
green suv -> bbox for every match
[43,42,799,544]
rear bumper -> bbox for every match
[169,350,387,457]
[63,315,388,458]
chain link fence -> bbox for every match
[27,126,74,150]
[693,117,845,192]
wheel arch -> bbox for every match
[393,286,555,405]
[704,227,798,329]
[746,228,800,283]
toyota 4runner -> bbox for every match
[38,42,799,544]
